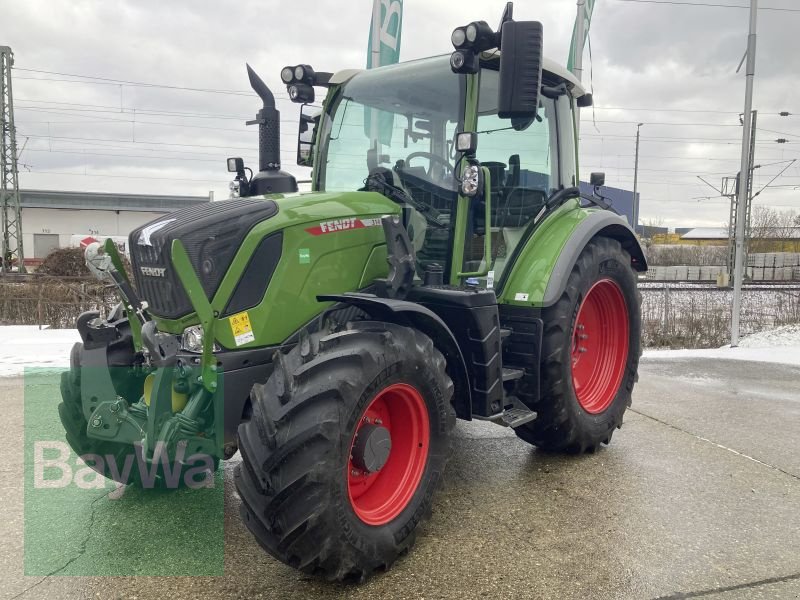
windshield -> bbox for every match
[319,56,465,272]
[319,57,465,194]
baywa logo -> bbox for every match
[34,440,216,490]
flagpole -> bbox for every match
[573,0,586,82]
[370,0,381,149]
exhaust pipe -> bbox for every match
[244,64,298,196]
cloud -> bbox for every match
[6,0,799,227]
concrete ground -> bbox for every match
[2,355,799,600]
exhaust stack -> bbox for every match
[244,64,298,196]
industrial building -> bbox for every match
[19,189,211,266]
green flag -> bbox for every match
[366,0,403,145]
[567,0,596,74]
[367,0,403,69]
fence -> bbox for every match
[641,283,800,349]
[3,276,800,351]
[0,276,113,329]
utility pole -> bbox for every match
[632,123,643,233]
[0,46,24,274]
[731,0,758,347]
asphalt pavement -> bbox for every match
[2,355,799,600]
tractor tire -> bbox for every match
[235,321,455,582]
[515,236,641,453]
[58,342,217,488]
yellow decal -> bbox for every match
[229,311,255,346]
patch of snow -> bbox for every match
[644,324,800,366]
[736,323,800,348]
[0,326,79,377]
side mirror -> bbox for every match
[297,104,322,168]
[498,20,543,121]
[590,172,605,187]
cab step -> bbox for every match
[474,396,537,429]
[500,405,537,428]
[502,367,524,382]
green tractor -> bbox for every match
[60,4,646,581]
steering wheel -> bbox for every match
[405,152,456,179]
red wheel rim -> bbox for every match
[347,383,430,526]
[571,279,629,414]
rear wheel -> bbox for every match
[235,321,455,581]
[515,236,641,453]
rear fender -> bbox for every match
[499,206,647,308]
[318,293,472,420]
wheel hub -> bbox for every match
[570,279,630,414]
[351,423,392,474]
[347,383,430,526]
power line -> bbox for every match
[16,98,251,121]
[612,0,800,12]
[22,169,228,183]
[12,67,286,97]
[15,106,259,133]
[24,148,260,164]
[586,119,743,127]
[19,133,257,152]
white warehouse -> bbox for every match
[19,189,211,267]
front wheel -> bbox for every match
[515,236,641,453]
[235,321,455,581]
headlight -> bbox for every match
[181,325,220,353]
[461,164,482,197]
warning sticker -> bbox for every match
[514,293,530,302]
[229,311,255,346]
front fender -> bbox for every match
[318,293,472,420]
[498,203,647,308]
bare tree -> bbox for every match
[748,207,798,252]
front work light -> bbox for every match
[451,27,468,49]
[288,83,315,104]
[465,21,496,50]
[461,163,483,197]
[227,157,244,173]
[280,67,294,84]
[456,132,478,155]
[450,50,479,74]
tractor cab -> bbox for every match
[294,53,584,286]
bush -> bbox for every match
[36,247,91,277]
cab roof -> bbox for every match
[329,54,586,98]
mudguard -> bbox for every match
[498,204,647,308]
[317,293,472,420]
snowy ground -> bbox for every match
[0,325,79,377]
[1,323,799,377]
[642,323,800,366]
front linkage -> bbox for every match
[66,239,223,487]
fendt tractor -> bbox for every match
[59,4,646,581]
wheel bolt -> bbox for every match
[577,324,585,330]
[351,469,361,477]
[579,334,589,340]
[375,419,382,425]
[91,417,103,428]
[579,347,588,353]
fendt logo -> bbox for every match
[140,266,167,277]
[305,217,382,236]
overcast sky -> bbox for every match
[4,0,800,228]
